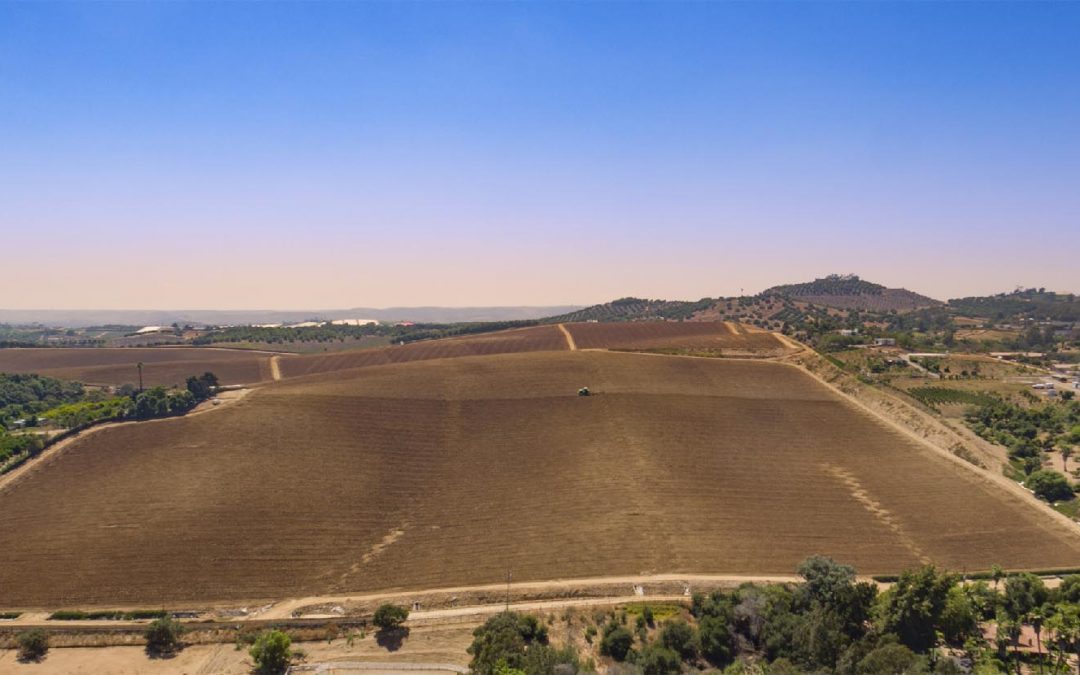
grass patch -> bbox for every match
[1052,499,1080,520]
[0,612,20,619]
[622,602,684,622]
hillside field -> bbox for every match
[0,348,274,387]
[1,349,1078,608]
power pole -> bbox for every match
[137,362,144,392]
[505,569,511,611]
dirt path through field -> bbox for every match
[557,324,577,351]
[256,573,803,620]
[270,355,282,381]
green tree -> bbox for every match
[17,629,49,662]
[940,585,979,645]
[249,629,292,674]
[660,620,696,658]
[856,642,928,674]
[144,616,184,655]
[879,565,956,653]
[373,603,409,631]
[638,644,680,675]
[698,614,734,666]
[1026,469,1074,502]
[468,612,548,675]
[599,623,634,662]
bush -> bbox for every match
[144,616,184,655]
[660,620,696,658]
[373,603,409,631]
[249,629,293,674]
[639,645,680,675]
[599,624,634,661]
[1026,470,1074,502]
[17,629,48,661]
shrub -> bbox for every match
[639,644,680,675]
[599,624,634,661]
[1026,470,1074,502]
[249,629,293,674]
[660,620,696,658]
[17,629,48,661]
[144,615,184,655]
[373,603,409,631]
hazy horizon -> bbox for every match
[3,3,1078,310]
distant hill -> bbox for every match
[947,288,1079,322]
[764,275,941,312]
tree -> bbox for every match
[797,556,856,608]
[638,644,680,675]
[698,614,735,666]
[373,603,409,631]
[940,585,979,645]
[249,629,292,674]
[468,612,548,675]
[1026,470,1074,502]
[17,629,48,662]
[856,642,929,674]
[599,623,634,661]
[144,615,184,655]
[1062,447,1074,473]
[879,565,956,653]
[660,620,696,658]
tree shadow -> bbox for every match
[144,644,183,660]
[375,627,410,652]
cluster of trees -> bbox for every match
[467,558,1080,675]
[0,373,85,428]
[0,371,221,471]
[966,398,1080,486]
[131,371,219,420]
[193,320,541,347]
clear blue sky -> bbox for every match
[2,2,1078,309]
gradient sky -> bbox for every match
[2,2,1078,309]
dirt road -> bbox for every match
[557,324,577,351]
[270,355,282,381]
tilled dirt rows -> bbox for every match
[1,351,1078,608]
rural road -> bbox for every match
[256,573,804,620]
[557,323,577,351]
[270,355,283,381]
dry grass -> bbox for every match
[0,348,273,387]
[1,350,1078,608]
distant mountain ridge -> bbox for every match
[0,306,584,328]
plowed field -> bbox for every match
[277,324,569,378]
[563,321,790,354]
[1,350,1078,608]
[0,348,272,387]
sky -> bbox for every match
[1,2,1078,310]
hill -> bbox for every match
[544,297,715,323]
[764,275,941,312]
[948,288,1080,322]
[1,347,1078,607]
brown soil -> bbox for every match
[0,348,272,387]
[2,351,1079,609]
